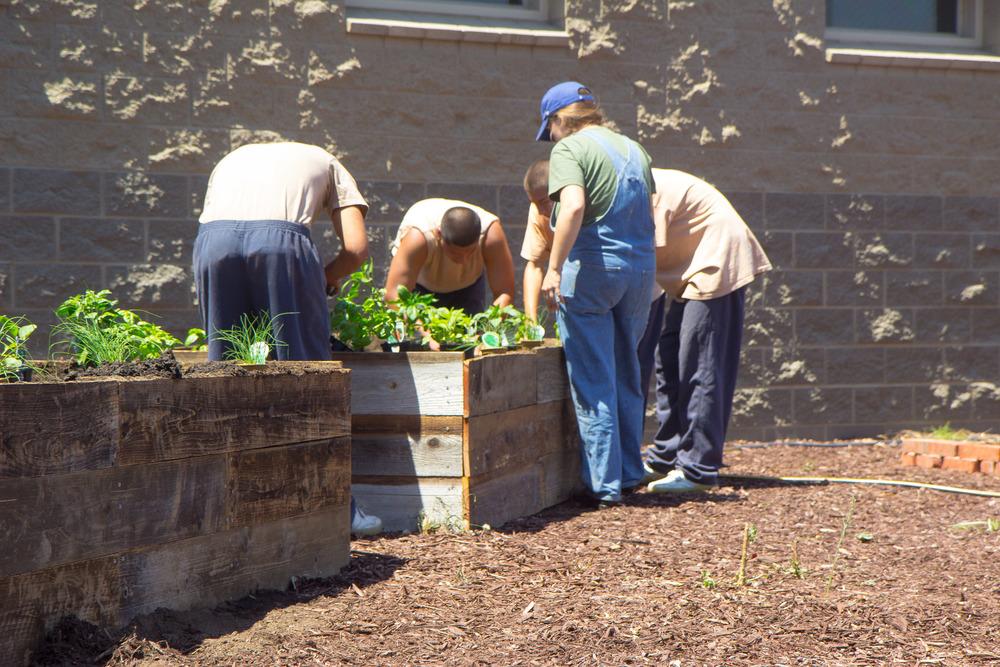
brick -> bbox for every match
[795,308,854,345]
[0,169,10,212]
[915,453,943,469]
[886,271,943,306]
[826,347,884,385]
[980,460,998,475]
[794,232,853,268]
[0,216,57,261]
[945,270,999,306]
[943,196,998,232]
[761,270,823,306]
[14,263,103,309]
[972,234,1000,269]
[424,183,498,214]
[765,193,824,230]
[899,451,917,466]
[885,195,942,231]
[923,440,960,457]
[913,233,971,269]
[957,443,1000,462]
[900,438,930,454]
[357,181,426,224]
[726,192,764,231]
[825,270,882,306]
[59,217,145,262]
[105,172,189,218]
[940,456,979,473]
[827,194,883,230]
[13,169,101,215]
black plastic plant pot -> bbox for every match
[380,340,426,353]
[4,366,33,382]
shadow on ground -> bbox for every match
[31,550,407,666]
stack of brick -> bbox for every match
[899,439,1000,476]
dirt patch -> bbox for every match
[31,443,1000,665]
[62,352,183,380]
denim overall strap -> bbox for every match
[568,128,656,270]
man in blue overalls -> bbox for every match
[536,82,657,507]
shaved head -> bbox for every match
[440,206,482,247]
[523,159,549,198]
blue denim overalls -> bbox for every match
[556,128,656,502]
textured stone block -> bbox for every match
[885,195,942,231]
[886,270,943,306]
[105,172,189,218]
[497,184,528,230]
[973,384,1000,421]
[14,263,102,308]
[827,194,883,230]
[731,388,792,427]
[13,72,101,120]
[913,233,971,269]
[762,270,823,307]
[794,232,853,269]
[858,308,915,344]
[104,76,189,124]
[0,216,56,261]
[793,387,853,425]
[945,270,998,306]
[726,192,764,231]
[743,306,793,348]
[855,386,913,424]
[885,347,945,383]
[972,234,1000,269]
[971,308,1000,344]
[0,169,10,212]
[190,175,209,218]
[854,232,913,268]
[760,231,792,269]
[944,345,1000,383]
[9,0,99,22]
[59,218,145,263]
[424,183,498,214]
[147,220,197,264]
[795,308,854,345]
[106,264,194,309]
[760,346,826,386]
[944,197,998,231]
[825,270,882,306]
[765,193,824,230]
[826,347,884,385]
[915,308,971,344]
[356,181,425,224]
[13,169,101,215]
[0,263,10,309]
[915,383,973,421]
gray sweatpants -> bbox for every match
[193,220,331,361]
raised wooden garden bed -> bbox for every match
[331,344,580,531]
[0,363,351,665]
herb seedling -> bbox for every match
[700,570,717,590]
[183,328,208,351]
[212,311,287,364]
[0,315,37,381]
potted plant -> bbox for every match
[423,306,477,356]
[0,315,37,382]
[473,305,524,354]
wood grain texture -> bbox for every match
[534,345,570,404]
[0,382,119,479]
[0,456,227,579]
[352,432,464,477]
[226,437,351,528]
[117,373,350,465]
[352,479,465,532]
[352,414,463,435]
[463,400,574,478]
[331,354,465,416]
[464,351,538,417]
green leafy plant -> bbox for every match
[183,328,208,351]
[54,290,180,365]
[518,305,548,342]
[472,305,523,347]
[212,311,286,364]
[392,286,437,342]
[788,539,804,579]
[700,570,717,590]
[423,306,477,349]
[929,422,973,441]
[329,260,399,350]
[0,315,37,381]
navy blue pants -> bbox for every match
[194,220,332,361]
[645,288,746,484]
[637,292,668,414]
[415,273,487,313]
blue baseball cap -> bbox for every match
[535,81,595,142]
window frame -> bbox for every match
[345,0,550,22]
[825,0,983,50]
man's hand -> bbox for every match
[541,268,562,309]
[324,267,342,296]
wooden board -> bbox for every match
[0,456,227,579]
[352,432,464,477]
[332,353,465,416]
[352,479,465,532]
[535,345,570,404]
[463,400,574,478]
[117,373,351,465]
[0,382,119,479]
[226,437,351,528]
[464,352,538,417]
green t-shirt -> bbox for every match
[547,126,655,226]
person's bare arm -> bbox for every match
[482,222,516,308]
[384,229,428,303]
[523,259,545,321]
[325,205,368,294]
[542,185,586,307]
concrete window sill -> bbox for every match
[826,47,1000,72]
[345,13,570,48]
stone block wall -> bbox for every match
[1,0,998,436]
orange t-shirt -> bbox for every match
[519,202,554,264]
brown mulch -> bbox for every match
[33,442,1000,666]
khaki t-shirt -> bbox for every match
[652,169,771,300]
[391,198,499,293]
[519,202,553,264]
[199,142,368,225]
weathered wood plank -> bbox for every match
[464,400,575,478]
[226,437,351,528]
[353,432,464,477]
[118,372,351,465]
[352,479,465,532]
[535,345,570,404]
[0,382,119,479]
[464,351,538,417]
[352,414,464,435]
[0,456,227,579]
[331,354,465,416]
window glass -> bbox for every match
[826,0,958,33]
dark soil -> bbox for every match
[31,442,1000,666]
[62,353,182,380]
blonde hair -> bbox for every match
[553,101,605,135]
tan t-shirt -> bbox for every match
[652,169,771,300]
[519,202,554,264]
[199,142,368,225]
[391,198,499,293]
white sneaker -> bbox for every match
[351,505,383,536]
[641,461,669,485]
[646,469,712,494]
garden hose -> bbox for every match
[718,474,1000,498]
